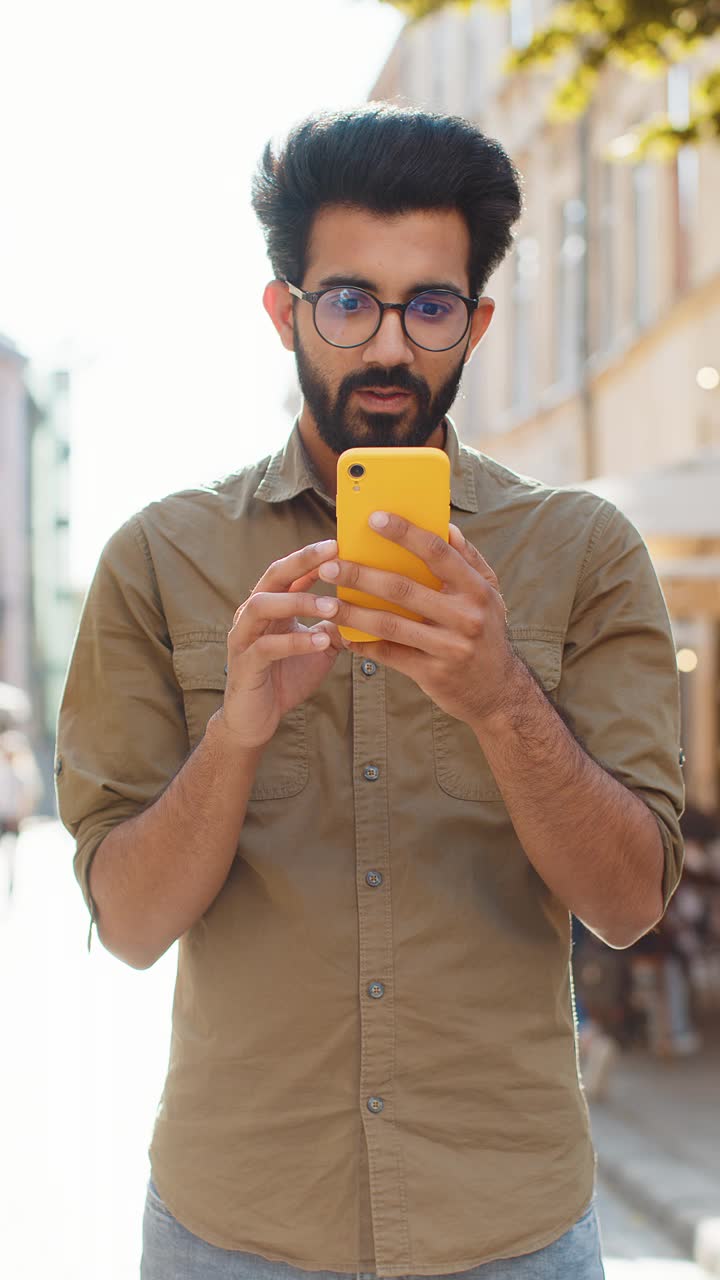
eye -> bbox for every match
[408,292,456,320]
[329,288,374,313]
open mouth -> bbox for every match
[355,388,412,410]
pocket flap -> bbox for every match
[508,630,562,692]
[172,638,227,691]
[432,629,563,802]
[171,635,308,801]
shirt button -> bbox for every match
[363,765,380,782]
[54,757,63,777]
[679,747,686,767]
[366,870,383,888]
[361,660,378,677]
[368,982,385,999]
[367,1096,384,1114]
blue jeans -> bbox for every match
[141,1180,605,1279]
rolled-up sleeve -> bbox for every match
[557,502,685,909]
[56,514,189,943]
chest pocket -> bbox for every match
[172,637,308,801]
[432,629,563,802]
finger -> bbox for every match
[344,637,420,676]
[319,559,481,634]
[334,600,458,657]
[448,523,468,556]
[313,619,347,653]
[232,591,338,645]
[243,629,333,662]
[253,540,338,593]
[449,524,499,587]
[289,568,321,593]
[340,637,420,680]
[368,512,472,588]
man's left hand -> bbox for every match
[318,512,523,728]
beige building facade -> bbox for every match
[371,6,720,811]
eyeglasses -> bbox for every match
[286,281,479,352]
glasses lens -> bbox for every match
[314,288,380,347]
[404,292,469,350]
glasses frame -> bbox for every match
[286,281,479,352]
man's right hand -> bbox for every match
[217,539,345,750]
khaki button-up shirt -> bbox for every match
[56,420,684,1277]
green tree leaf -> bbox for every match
[377,0,720,151]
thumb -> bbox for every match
[311,619,346,656]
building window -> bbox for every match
[554,198,587,386]
[510,0,534,49]
[464,9,486,114]
[511,237,539,410]
[668,64,698,294]
[597,163,616,351]
[431,15,448,109]
[632,163,656,330]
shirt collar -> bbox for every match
[254,417,479,514]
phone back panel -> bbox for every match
[336,446,450,643]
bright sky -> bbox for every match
[0,0,404,588]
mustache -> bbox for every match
[338,367,430,401]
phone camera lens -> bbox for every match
[348,464,365,479]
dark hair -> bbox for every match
[251,103,523,296]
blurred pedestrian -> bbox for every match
[627,807,716,1059]
[662,803,720,1042]
[0,729,42,899]
[629,923,701,1057]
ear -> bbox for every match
[464,297,495,365]
[263,279,296,353]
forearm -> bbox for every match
[89,710,262,968]
[474,660,665,948]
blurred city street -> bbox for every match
[0,821,176,1280]
[0,822,716,1279]
[2,1,720,1276]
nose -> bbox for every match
[361,307,414,368]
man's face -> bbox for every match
[287,206,484,453]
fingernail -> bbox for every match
[316,596,337,614]
[311,632,330,646]
[369,511,389,529]
[315,539,337,552]
[318,561,340,580]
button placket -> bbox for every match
[351,655,410,1271]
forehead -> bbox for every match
[304,205,471,293]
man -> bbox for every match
[57,105,684,1279]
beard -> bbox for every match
[293,329,467,454]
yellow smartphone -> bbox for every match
[336,446,451,643]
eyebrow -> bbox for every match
[316,273,468,297]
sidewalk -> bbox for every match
[589,1025,720,1275]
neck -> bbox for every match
[297,406,447,499]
